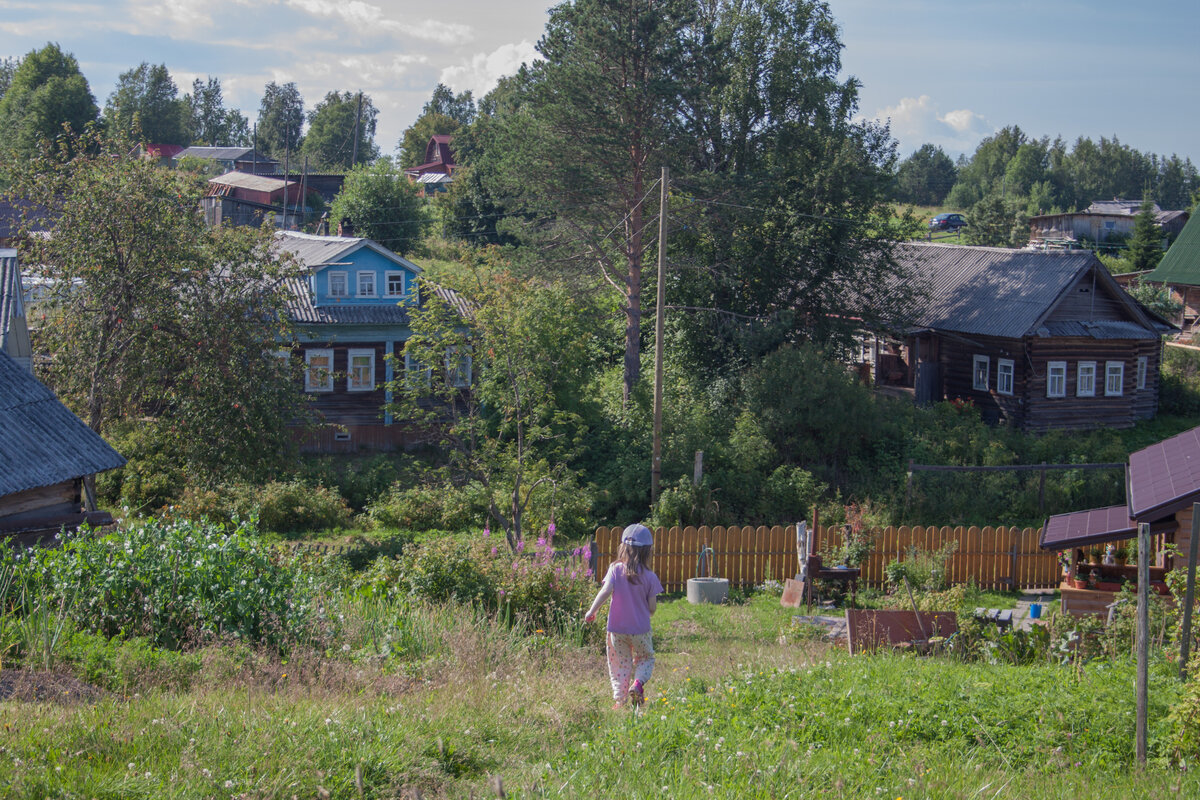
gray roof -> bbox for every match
[0,351,126,497]
[209,172,295,192]
[283,278,469,326]
[175,146,275,163]
[273,230,424,274]
[894,243,1159,339]
[283,276,413,325]
[1086,199,1159,216]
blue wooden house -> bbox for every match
[276,230,467,452]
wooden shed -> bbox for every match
[871,243,1174,432]
[0,351,126,542]
[1042,424,1200,617]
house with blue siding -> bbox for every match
[276,229,468,452]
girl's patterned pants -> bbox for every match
[606,631,655,701]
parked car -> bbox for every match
[929,213,967,231]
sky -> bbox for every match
[1,0,1198,163]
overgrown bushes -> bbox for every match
[2,518,314,650]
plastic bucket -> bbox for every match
[1029,603,1042,620]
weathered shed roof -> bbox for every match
[209,172,295,193]
[175,146,274,163]
[1127,424,1200,521]
[1040,504,1136,551]
[0,351,126,497]
[1143,212,1200,287]
[1087,199,1159,216]
[893,243,1159,339]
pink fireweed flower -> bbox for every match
[547,522,556,536]
[483,527,490,537]
[490,546,498,556]
[537,537,546,547]
[516,540,525,553]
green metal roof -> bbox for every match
[1144,211,1200,286]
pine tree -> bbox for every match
[1125,197,1164,272]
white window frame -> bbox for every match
[445,346,472,388]
[1076,361,1096,397]
[1105,361,1124,396]
[305,348,334,393]
[972,354,989,391]
[328,271,348,298]
[1047,361,1067,398]
[1137,355,1148,390]
[404,351,432,387]
[347,348,375,392]
[997,358,1014,396]
[386,271,406,298]
[356,270,377,298]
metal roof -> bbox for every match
[282,277,414,325]
[273,231,424,274]
[1040,504,1136,550]
[1127,424,1200,521]
[1086,199,1159,216]
[283,279,470,326]
[175,146,274,162]
[894,243,1102,338]
[209,172,295,192]
[0,351,126,497]
[1144,212,1200,287]
[1040,319,1166,339]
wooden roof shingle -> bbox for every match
[0,351,126,497]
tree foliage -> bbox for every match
[4,130,309,484]
[1126,196,1165,272]
[302,91,378,170]
[184,77,250,147]
[329,157,427,254]
[0,43,98,160]
[894,144,956,206]
[964,193,1029,248]
[103,62,187,144]
[398,84,476,169]
[255,81,304,160]
[387,254,598,550]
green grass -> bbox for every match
[1,593,1196,798]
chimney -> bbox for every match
[338,217,355,238]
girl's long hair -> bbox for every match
[617,541,653,585]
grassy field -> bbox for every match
[2,590,1196,799]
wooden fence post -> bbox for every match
[1137,521,1150,764]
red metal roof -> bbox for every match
[1127,424,1200,521]
[1040,505,1136,550]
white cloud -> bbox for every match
[285,0,472,44]
[440,40,538,98]
[872,94,992,156]
[124,0,215,31]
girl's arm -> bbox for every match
[647,595,657,616]
[584,578,613,623]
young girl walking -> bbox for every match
[584,523,664,709]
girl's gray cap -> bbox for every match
[621,523,653,546]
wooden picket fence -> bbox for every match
[594,524,1061,592]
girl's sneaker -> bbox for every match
[630,680,645,708]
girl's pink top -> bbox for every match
[602,562,663,635]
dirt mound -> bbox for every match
[0,670,107,704]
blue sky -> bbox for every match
[1,0,1197,163]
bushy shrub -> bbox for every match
[490,534,597,637]
[7,517,315,650]
[367,481,488,532]
[175,480,352,535]
[297,453,404,511]
[59,631,202,692]
[397,536,495,605]
[884,541,959,591]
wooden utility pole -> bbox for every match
[1136,521,1149,764]
[651,166,669,503]
[1181,503,1200,680]
[351,92,363,167]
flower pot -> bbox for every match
[1070,578,1088,590]
[1095,581,1121,592]
[687,577,729,605]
